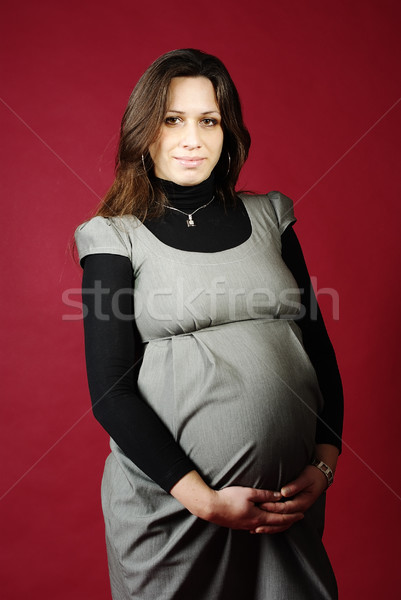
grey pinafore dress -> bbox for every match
[76,192,338,600]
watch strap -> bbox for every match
[311,458,334,487]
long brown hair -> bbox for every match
[96,48,251,220]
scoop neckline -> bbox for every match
[126,194,263,264]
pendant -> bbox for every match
[186,215,195,227]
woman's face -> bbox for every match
[149,76,224,186]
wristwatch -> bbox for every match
[311,459,334,487]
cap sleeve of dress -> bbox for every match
[267,191,297,235]
[75,216,131,266]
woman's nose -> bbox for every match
[179,122,202,148]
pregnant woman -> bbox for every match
[75,48,344,599]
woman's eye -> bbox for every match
[164,116,219,127]
[165,117,181,125]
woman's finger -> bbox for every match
[251,512,304,534]
[259,493,315,514]
[250,524,293,534]
[247,488,282,503]
[258,500,298,513]
[257,509,304,527]
[281,476,309,497]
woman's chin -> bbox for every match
[168,170,211,187]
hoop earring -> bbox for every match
[141,154,147,172]
[226,152,231,177]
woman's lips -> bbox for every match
[174,157,205,168]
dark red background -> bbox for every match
[1,1,400,598]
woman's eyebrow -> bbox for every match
[166,109,221,115]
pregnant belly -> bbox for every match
[139,320,322,491]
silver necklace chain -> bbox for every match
[164,195,215,227]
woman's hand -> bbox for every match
[252,465,328,533]
[170,471,304,533]
[170,445,339,534]
[207,486,304,533]
[252,444,339,534]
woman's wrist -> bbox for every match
[311,459,334,488]
[314,443,339,474]
[312,444,339,488]
[169,470,217,520]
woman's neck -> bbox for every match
[157,174,215,210]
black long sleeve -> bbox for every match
[281,226,344,451]
[82,253,196,492]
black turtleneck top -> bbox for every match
[81,176,343,492]
[145,175,252,251]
